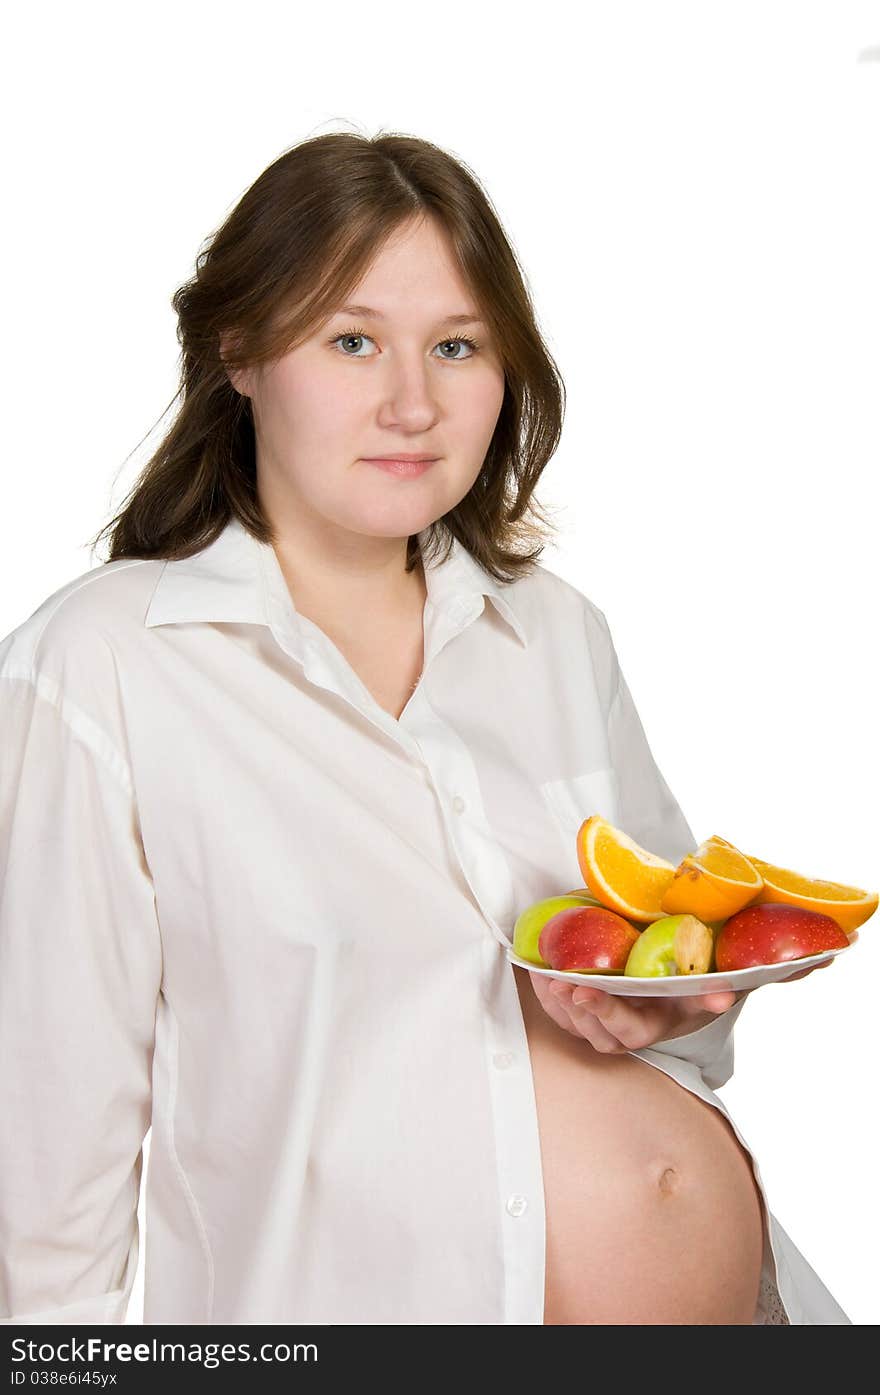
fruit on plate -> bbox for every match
[660,835,763,920]
[624,914,714,977]
[740,854,878,935]
[575,815,678,924]
[538,905,640,974]
[714,903,849,971]
[513,892,603,966]
[528,812,876,979]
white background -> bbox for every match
[2,1,877,1325]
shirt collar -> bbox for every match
[144,514,528,648]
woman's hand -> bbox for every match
[527,956,834,1053]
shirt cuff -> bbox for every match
[641,993,749,1090]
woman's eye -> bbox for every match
[330,331,377,357]
[328,328,479,360]
[435,337,478,360]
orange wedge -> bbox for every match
[575,815,677,924]
[660,834,764,920]
[742,853,878,934]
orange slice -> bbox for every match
[660,834,764,920]
[742,854,878,934]
[575,815,677,923]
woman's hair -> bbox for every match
[89,129,566,582]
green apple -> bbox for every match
[624,913,714,977]
[513,893,603,966]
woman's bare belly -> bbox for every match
[513,966,766,1325]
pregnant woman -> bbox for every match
[0,132,851,1325]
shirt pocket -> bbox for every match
[539,766,621,850]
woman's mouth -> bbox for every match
[361,457,439,476]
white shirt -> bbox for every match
[0,515,851,1326]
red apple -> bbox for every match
[715,902,849,971]
[538,906,640,974]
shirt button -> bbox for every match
[506,1194,529,1217]
[451,795,466,814]
[492,1051,515,1070]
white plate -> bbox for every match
[505,936,855,996]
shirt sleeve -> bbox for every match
[0,672,163,1324]
[603,627,748,1090]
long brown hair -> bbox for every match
[88,130,566,583]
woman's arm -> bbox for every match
[0,672,162,1324]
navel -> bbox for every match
[658,1166,678,1195]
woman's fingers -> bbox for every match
[571,987,687,1049]
[535,976,623,1050]
[550,980,627,1050]
[561,981,743,1049]
[529,973,592,1036]
[565,982,681,1049]
[694,990,739,1012]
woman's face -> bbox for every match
[228,216,507,547]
